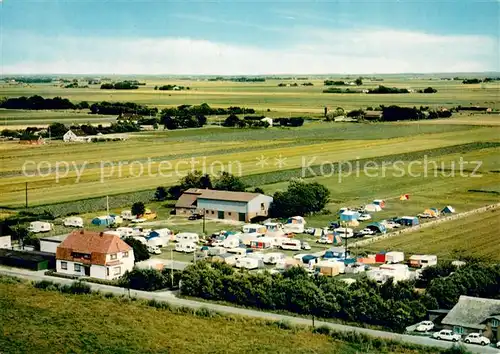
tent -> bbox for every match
[373,199,386,208]
[366,222,387,234]
[441,206,455,214]
[423,209,439,217]
[345,219,359,227]
[397,216,419,226]
[340,210,360,222]
[91,216,114,226]
[399,194,409,201]
[364,204,382,212]
[430,208,441,216]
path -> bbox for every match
[0,267,498,354]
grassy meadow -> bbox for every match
[0,277,441,354]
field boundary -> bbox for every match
[351,202,500,248]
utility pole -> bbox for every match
[170,248,174,288]
[25,182,28,209]
[344,221,348,260]
[202,208,206,235]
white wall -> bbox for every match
[0,235,11,249]
[40,240,61,254]
[56,260,85,276]
[247,195,273,214]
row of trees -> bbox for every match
[367,86,409,94]
[100,81,145,89]
[2,77,53,83]
[162,115,206,130]
[0,95,77,110]
[180,262,436,331]
[180,260,500,332]
[119,268,181,291]
[323,88,360,94]
[90,101,158,116]
[222,115,269,128]
[154,85,189,90]
[160,103,256,117]
[324,78,363,86]
[156,171,247,201]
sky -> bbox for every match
[1,0,499,75]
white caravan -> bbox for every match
[242,224,266,234]
[280,239,302,251]
[28,221,52,233]
[175,242,197,253]
[235,257,263,270]
[121,210,134,220]
[63,217,83,228]
[116,227,134,238]
[263,252,286,264]
[283,216,306,234]
[175,233,199,243]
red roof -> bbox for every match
[57,230,131,265]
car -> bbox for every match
[497,341,500,348]
[353,231,365,238]
[415,321,434,332]
[188,214,203,220]
[130,218,146,223]
[304,228,315,235]
[358,214,371,221]
[432,330,461,342]
[147,246,161,255]
[385,221,401,229]
[418,213,434,219]
[464,333,490,346]
[301,241,311,250]
[359,228,376,236]
[316,237,332,244]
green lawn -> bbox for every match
[0,277,439,354]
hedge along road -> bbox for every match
[1,267,499,354]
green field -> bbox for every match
[0,277,439,354]
[359,209,500,261]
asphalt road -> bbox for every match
[1,267,499,354]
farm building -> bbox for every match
[0,249,53,271]
[260,117,273,127]
[56,230,134,280]
[364,111,382,120]
[441,296,500,341]
[175,189,273,222]
[63,130,92,143]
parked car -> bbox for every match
[432,330,461,342]
[316,237,332,244]
[304,228,315,235]
[418,213,433,219]
[147,246,161,255]
[188,213,203,220]
[385,221,400,229]
[415,321,434,332]
[358,214,371,221]
[359,228,376,236]
[301,241,311,250]
[463,333,490,346]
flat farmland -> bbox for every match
[1,122,499,207]
[1,78,499,116]
[359,209,500,261]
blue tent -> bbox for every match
[340,211,360,222]
[441,206,455,214]
[302,255,318,264]
[366,222,387,234]
[91,216,114,226]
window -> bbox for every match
[261,203,265,211]
[71,252,90,260]
[106,268,110,276]
[110,253,117,260]
[61,261,67,270]
[211,210,214,215]
[113,266,121,276]
[492,319,499,328]
[206,210,209,214]
[74,264,81,272]
[122,251,129,258]
[228,212,232,216]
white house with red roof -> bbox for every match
[56,230,134,280]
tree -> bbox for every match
[123,237,150,262]
[423,87,437,93]
[154,186,168,201]
[131,202,146,217]
[355,77,363,86]
[223,114,240,127]
[213,171,246,191]
[48,122,67,139]
[252,187,265,194]
[168,185,183,200]
[180,171,212,191]
[269,180,330,217]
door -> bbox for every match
[238,213,246,222]
[84,266,90,276]
[217,211,224,219]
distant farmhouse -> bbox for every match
[175,189,273,222]
[63,129,92,143]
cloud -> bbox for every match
[2,29,498,74]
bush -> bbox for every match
[312,325,331,335]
